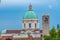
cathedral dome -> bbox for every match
[24,10,38,19]
[1,29,6,34]
[23,4,38,19]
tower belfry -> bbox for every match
[42,14,50,35]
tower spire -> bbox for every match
[29,3,32,11]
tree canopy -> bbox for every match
[44,25,60,40]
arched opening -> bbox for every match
[6,38,12,40]
[29,23,31,28]
[41,34,43,37]
[24,23,26,28]
[35,23,36,28]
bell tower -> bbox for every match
[42,14,50,35]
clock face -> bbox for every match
[44,17,48,22]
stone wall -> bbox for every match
[14,36,42,40]
[14,38,29,40]
[0,38,2,40]
[32,38,42,40]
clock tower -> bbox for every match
[42,14,50,35]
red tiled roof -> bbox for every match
[6,30,21,34]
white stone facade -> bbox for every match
[0,32,41,38]
[22,19,39,30]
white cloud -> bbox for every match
[0,0,35,6]
[48,5,53,9]
[0,0,50,5]
[1,0,28,5]
[0,0,58,6]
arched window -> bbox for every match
[29,23,31,28]
[35,23,36,28]
[41,34,43,37]
[24,23,26,28]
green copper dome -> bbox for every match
[23,4,38,19]
[1,29,6,34]
[24,10,38,19]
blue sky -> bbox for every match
[0,0,60,31]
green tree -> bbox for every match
[44,35,51,40]
[57,28,60,40]
[57,28,60,37]
[57,24,60,29]
[49,27,57,38]
[44,26,58,40]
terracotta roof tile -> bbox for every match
[6,30,21,34]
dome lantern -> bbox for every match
[23,4,38,19]
[29,4,32,11]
